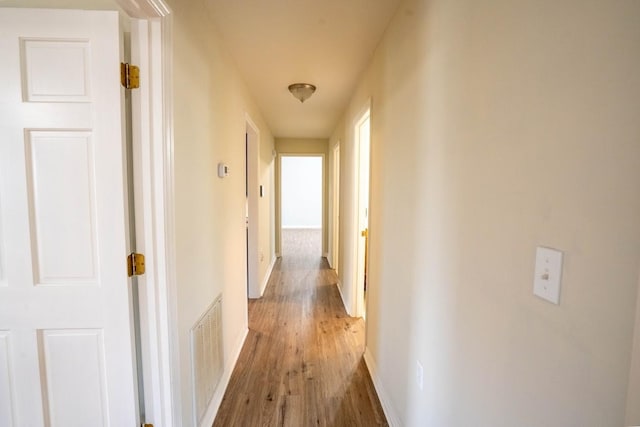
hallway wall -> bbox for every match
[332,0,640,425]
[169,0,275,424]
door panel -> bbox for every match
[26,131,97,285]
[0,8,137,426]
[39,330,108,426]
[0,331,16,425]
[21,39,92,103]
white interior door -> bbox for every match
[332,144,340,274]
[355,111,370,318]
[0,8,137,426]
[246,119,260,298]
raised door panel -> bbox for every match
[39,329,108,426]
[21,39,91,103]
[25,130,98,285]
[0,332,16,426]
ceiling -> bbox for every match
[204,0,403,139]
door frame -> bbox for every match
[330,143,340,274]
[353,102,371,319]
[115,0,179,425]
[245,114,261,298]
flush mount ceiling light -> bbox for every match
[288,83,316,103]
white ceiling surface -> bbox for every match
[205,0,402,139]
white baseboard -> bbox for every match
[199,327,249,427]
[335,279,349,314]
[259,256,277,296]
[363,347,402,427]
[335,279,356,317]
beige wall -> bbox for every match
[334,0,640,425]
[274,138,329,256]
[168,0,275,423]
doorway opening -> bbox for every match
[280,156,323,258]
[354,107,370,319]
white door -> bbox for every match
[0,8,137,426]
[355,111,370,318]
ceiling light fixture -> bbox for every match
[288,83,316,103]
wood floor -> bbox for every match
[213,229,388,426]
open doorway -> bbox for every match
[280,156,323,257]
[355,108,370,319]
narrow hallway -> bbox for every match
[213,229,387,426]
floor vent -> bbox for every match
[191,295,223,424]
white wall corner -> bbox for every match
[364,347,402,427]
[258,255,278,297]
[198,327,249,427]
[335,279,352,316]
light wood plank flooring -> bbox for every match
[213,229,388,426]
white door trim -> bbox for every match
[353,100,371,318]
[246,114,261,299]
[331,143,340,274]
[115,1,179,425]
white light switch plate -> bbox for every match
[533,246,563,304]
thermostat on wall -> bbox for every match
[217,163,229,178]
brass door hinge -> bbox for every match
[142,424,154,427]
[120,62,140,89]
[127,253,146,277]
